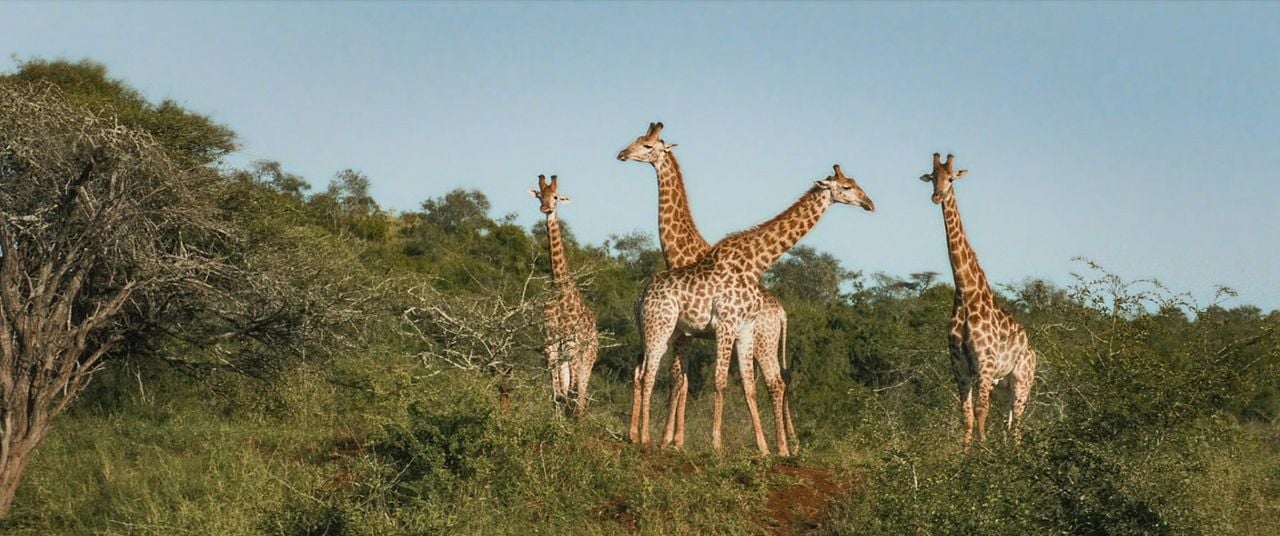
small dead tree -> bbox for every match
[401,272,545,409]
[0,81,231,515]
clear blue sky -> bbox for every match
[5,2,1278,311]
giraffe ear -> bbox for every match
[663,143,677,151]
[919,174,933,182]
[556,195,572,204]
[529,188,540,198]
[954,169,969,179]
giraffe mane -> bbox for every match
[712,184,825,249]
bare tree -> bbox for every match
[401,272,545,408]
[0,81,232,515]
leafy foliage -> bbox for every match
[0,58,1276,534]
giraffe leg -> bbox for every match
[959,383,974,448]
[780,322,798,455]
[546,345,565,411]
[558,358,574,416]
[1010,350,1037,442]
[735,330,768,456]
[662,346,687,448]
[710,331,737,453]
[639,346,666,449]
[949,339,975,448]
[754,326,788,456]
[762,368,788,457]
[675,336,693,448]
[629,365,644,443]
[998,378,1015,434]
[673,359,689,449]
[974,374,994,444]
[638,317,677,449]
[573,339,598,420]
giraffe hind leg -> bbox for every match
[710,330,740,453]
[662,347,687,448]
[1010,349,1037,442]
[546,345,566,412]
[754,324,789,456]
[629,365,643,443]
[735,332,768,456]
[573,338,598,420]
[674,364,688,449]
[974,374,994,444]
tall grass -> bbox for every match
[2,322,1276,534]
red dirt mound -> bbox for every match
[764,464,858,534]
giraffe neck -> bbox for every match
[652,152,711,269]
[715,186,833,281]
[940,192,993,305]
[544,212,572,286]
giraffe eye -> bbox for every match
[642,144,653,149]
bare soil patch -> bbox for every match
[763,464,858,535]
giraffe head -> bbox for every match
[528,174,572,215]
[616,121,677,163]
[816,164,875,211]
[919,153,969,204]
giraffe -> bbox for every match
[529,174,600,419]
[918,153,1037,445]
[617,122,796,456]
[632,164,874,452]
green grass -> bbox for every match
[2,361,1277,535]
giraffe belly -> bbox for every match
[674,296,731,337]
[675,312,714,337]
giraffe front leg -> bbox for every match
[639,351,664,449]
[950,341,975,448]
[639,323,676,450]
[710,331,736,453]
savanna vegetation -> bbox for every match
[1,59,1276,534]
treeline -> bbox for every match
[1,59,1276,533]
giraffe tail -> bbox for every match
[780,313,789,377]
